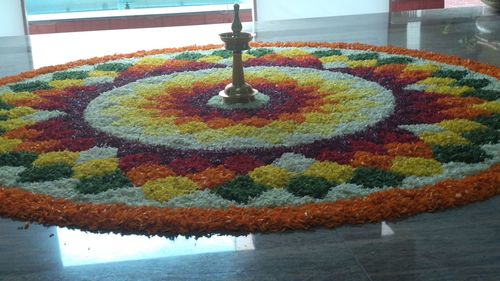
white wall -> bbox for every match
[253,13,389,46]
[0,0,27,37]
[255,0,390,21]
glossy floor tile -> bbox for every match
[0,6,499,281]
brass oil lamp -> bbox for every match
[218,4,257,103]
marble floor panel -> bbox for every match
[0,6,499,281]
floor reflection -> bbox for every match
[380,221,395,237]
[475,14,500,51]
[1,6,500,280]
[56,228,254,267]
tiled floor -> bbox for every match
[0,6,499,281]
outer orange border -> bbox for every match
[0,42,499,236]
[1,165,499,236]
[1,42,499,87]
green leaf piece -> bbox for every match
[349,167,404,189]
[0,152,38,167]
[210,50,232,58]
[9,81,51,93]
[347,52,379,61]
[247,48,275,57]
[174,52,204,61]
[376,56,413,66]
[95,62,132,72]
[463,89,500,101]
[286,176,333,199]
[433,70,468,80]
[432,145,491,163]
[456,78,490,89]
[0,101,13,110]
[312,49,342,58]
[74,171,132,194]
[474,114,499,130]
[18,164,73,182]
[52,71,89,80]
[462,128,499,145]
[212,176,269,204]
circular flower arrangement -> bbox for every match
[0,42,498,236]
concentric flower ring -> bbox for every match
[0,42,498,236]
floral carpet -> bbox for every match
[0,42,498,236]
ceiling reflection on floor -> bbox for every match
[56,227,255,267]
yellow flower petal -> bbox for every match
[391,156,443,176]
[472,101,500,114]
[436,119,486,133]
[420,131,470,146]
[303,161,354,183]
[48,79,84,89]
[0,137,22,153]
[34,151,79,167]
[142,176,199,202]
[249,165,295,188]
[73,158,118,179]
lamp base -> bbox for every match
[219,83,258,103]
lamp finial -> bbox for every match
[231,4,242,35]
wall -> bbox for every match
[0,0,27,37]
[255,0,389,21]
[25,0,247,14]
[253,13,389,46]
[391,0,444,12]
[29,9,252,34]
